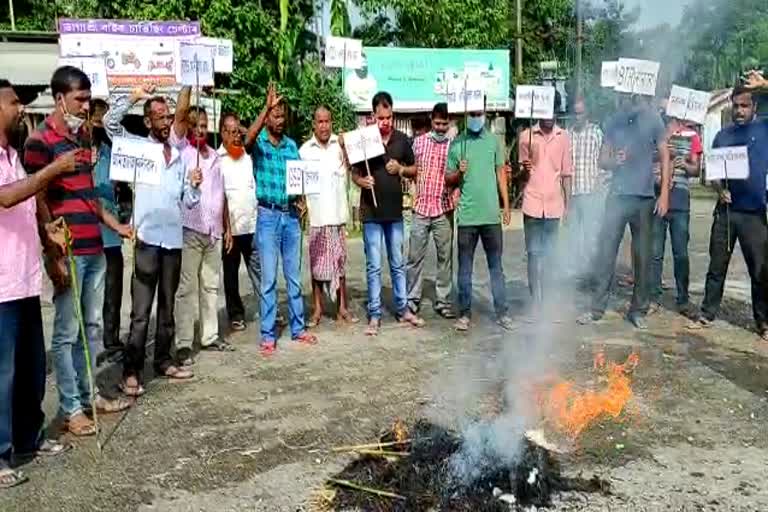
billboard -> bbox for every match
[344,47,510,112]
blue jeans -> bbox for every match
[363,221,407,319]
[650,210,690,304]
[457,224,507,318]
[523,216,560,302]
[0,297,46,462]
[52,254,106,417]
[257,206,305,341]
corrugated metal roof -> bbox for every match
[0,42,59,85]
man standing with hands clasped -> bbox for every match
[352,92,425,336]
[104,84,202,396]
[689,78,768,339]
[445,102,514,332]
[245,84,317,355]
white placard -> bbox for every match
[601,61,618,88]
[705,146,750,181]
[325,36,363,69]
[303,167,322,195]
[176,43,215,86]
[109,136,165,185]
[614,58,660,96]
[343,125,385,164]
[286,160,306,195]
[58,56,110,98]
[445,77,485,113]
[514,85,556,120]
[196,36,233,73]
[666,85,711,125]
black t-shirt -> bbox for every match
[353,129,415,222]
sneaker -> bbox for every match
[496,315,517,331]
[626,314,648,330]
[454,317,471,332]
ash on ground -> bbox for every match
[327,421,609,511]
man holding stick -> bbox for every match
[300,106,358,326]
[0,78,72,489]
[351,92,425,336]
[175,105,235,364]
[406,102,456,319]
[577,94,670,330]
[24,67,133,435]
[103,85,202,395]
[245,85,317,354]
[445,103,514,332]
[689,83,768,338]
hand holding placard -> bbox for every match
[446,77,485,113]
[514,85,556,120]
[666,85,711,125]
[342,126,382,208]
[109,136,165,185]
[705,146,749,181]
[285,160,324,196]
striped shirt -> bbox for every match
[568,122,603,196]
[23,116,103,255]
[180,144,225,239]
[252,130,299,207]
[412,133,456,217]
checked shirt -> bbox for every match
[568,122,604,196]
[412,133,456,218]
[252,129,299,207]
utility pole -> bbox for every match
[515,0,523,80]
[575,0,583,97]
[8,0,16,31]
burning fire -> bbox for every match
[541,352,639,439]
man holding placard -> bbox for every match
[351,92,425,336]
[245,85,317,354]
[445,101,513,332]
[689,83,768,338]
[577,94,671,330]
[175,106,234,363]
[519,92,572,312]
[300,106,358,327]
[649,115,702,314]
[24,66,134,434]
[406,102,456,319]
[104,84,203,394]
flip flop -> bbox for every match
[161,365,194,380]
[364,320,380,336]
[337,311,360,324]
[15,439,71,460]
[306,316,322,328]
[119,379,146,397]
[93,395,133,414]
[0,467,27,489]
[65,412,97,437]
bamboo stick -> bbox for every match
[327,479,405,500]
[331,439,413,452]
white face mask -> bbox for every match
[59,97,84,133]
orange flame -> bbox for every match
[541,353,638,439]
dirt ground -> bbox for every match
[2,196,768,512]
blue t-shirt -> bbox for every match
[604,109,666,198]
[712,119,768,213]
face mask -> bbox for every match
[187,133,208,148]
[430,130,448,142]
[59,98,84,134]
[225,143,245,159]
[467,115,485,133]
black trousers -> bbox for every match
[103,246,124,351]
[222,233,261,322]
[124,241,182,380]
[701,205,768,328]
[591,195,655,318]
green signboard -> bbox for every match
[344,47,511,112]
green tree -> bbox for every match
[330,0,352,37]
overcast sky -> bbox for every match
[621,0,687,29]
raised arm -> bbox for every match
[104,85,157,140]
[245,83,281,151]
[173,86,192,140]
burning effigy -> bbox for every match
[313,353,639,511]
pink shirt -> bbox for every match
[519,124,573,219]
[180,144,225,239]
[0,145,42,303]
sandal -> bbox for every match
[65,412,97,437]
[454,317,470,332]
[337,311,360,324]
[365,319,380,336]
[231,320,246,331]
[201,339,236,352]
[293,332,318,346]
[161,365,194,381]
[119,376,146,397]
[400,311,426,328]
[0,466,27,489]
[15,439,70,460]
[92,394,132,414]
[435,307,457,320]
[260,340,277,356]
[176,347,195,366]
[306,315,322,328]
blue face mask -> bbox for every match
[467,115,485,133]
[430,130,448,142]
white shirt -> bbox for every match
[218,146,257,236]
[299,134,349,227]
